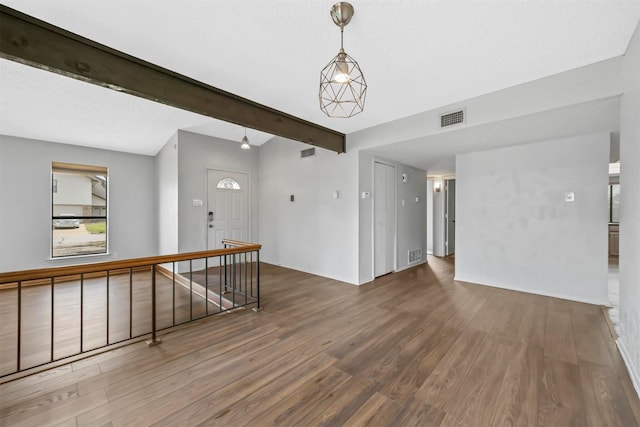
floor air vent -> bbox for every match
[408,248,423,264]
[440,109,465,128]
[301,147,315,158]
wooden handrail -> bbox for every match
[0,242,261,284]
[221,239,257,247]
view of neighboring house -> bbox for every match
[53,172,106,217]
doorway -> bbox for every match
[374,161,396,277]
[607,178,620,327]
[445,178,456,256]
[207,170,250,250]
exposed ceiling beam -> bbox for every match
[0,5,346,153]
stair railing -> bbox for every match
[0,240,261,380]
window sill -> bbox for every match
[48,253,111,261]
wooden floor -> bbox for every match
[1,256,638,426]
[0,271,187,375]
[0,267,252,376]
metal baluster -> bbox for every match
[17,280,22,372]
[224,252,228,293]
[129,268,133,339]
[218,255,222,307]
[255,250,261,311]
[106,270,110,345]
[250,252,253,299]
[172,262,176,326]
[80,274,84,352]
[50,277,54,361]
[205,257,209,316]
[148,265,160,346]
[239,252,244,304]
[232,254,236,308]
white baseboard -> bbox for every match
[617,337,640,399]
[358,277,373,285]
[395,260,427,273]
[452,276,609,306]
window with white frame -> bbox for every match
[51,162,108,257]
[608,184,620,223]
[216,177,241,190]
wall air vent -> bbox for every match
[408,248,423,264]
[301,147,316,158]
[440,109,465,128]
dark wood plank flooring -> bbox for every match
[1,256,638,426]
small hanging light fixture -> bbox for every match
[319,2,367,118]
[240,127,250,150]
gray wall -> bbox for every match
[619,22,640,393]
[259,136,359,284]
[175,130,259,254]
[0,134,157,272]
[455,132,610,304]
[358,151,427,284]
[156,132,179,255]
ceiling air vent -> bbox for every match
[301,147,316,158]
[440,109,465,128]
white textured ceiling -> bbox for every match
[1,0,639,158]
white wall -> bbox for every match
[618,22,640,394]
[358,151,427,283]
[176,130,259,254]
[156,132,179,255]
[260,136,359,284]
[0,134,157,272]
[348,57,622,152]
[455,132,610,304]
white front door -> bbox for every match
[207,170,249,250]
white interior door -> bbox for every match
[207,170,249,250]
[374,162,396,277]
[445,179,456,255]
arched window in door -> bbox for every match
[216,177,241,190]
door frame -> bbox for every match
[445,178,455,256]
[372,159,397,278]
[206,168,252,249]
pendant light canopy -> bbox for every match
[240,128,250,150]
[319,2,367,118]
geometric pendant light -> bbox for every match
[319,2,367,118]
